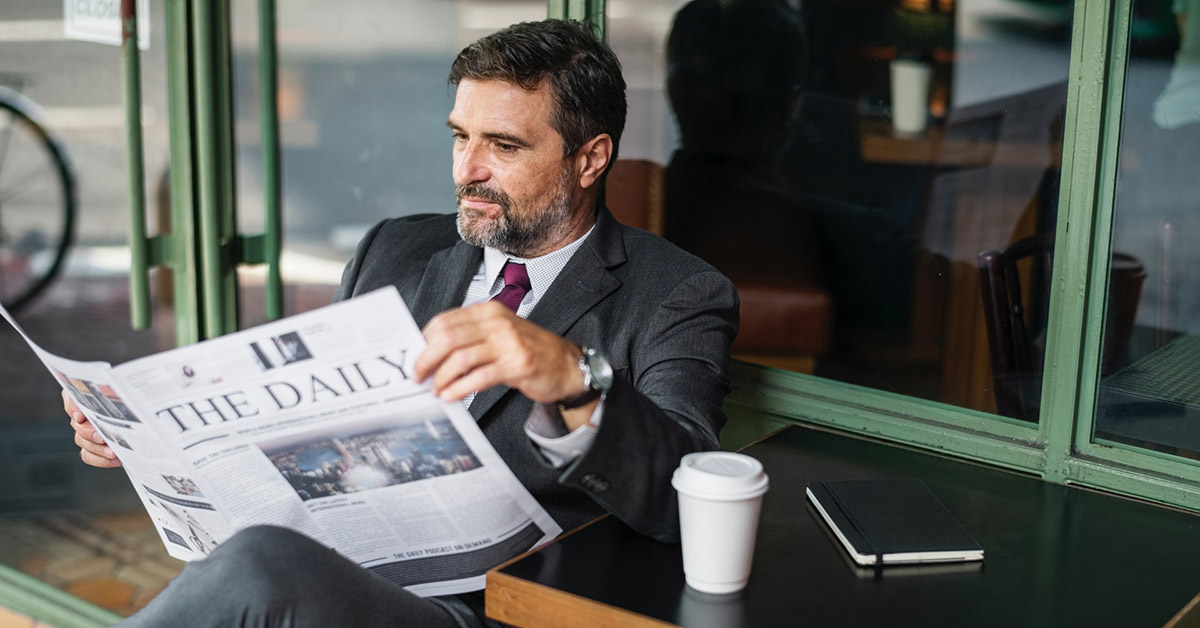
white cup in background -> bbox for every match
[890,58,933,135]
[672,452,769,594]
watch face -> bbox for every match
[586,350,614,390]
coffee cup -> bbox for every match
[890,57,933,135]
[672,451,769,594]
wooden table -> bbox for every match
[487,426,1200,628]
[857,117,1048,167]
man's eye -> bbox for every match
[496,143,518,153]
[451,133,467,142]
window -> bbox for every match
[0,0,176,618]
[610,0,1074,423]
[1096,0,1200,460]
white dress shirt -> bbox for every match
[459,224,602,468]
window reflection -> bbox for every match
[1098,0,1200,458]
[611,0,1074,419]
[0,0,179,616]
[231,0,545,328]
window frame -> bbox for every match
[715,0,1200,513]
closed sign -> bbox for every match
[64,0,151,50]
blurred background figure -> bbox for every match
[663,0,832,372]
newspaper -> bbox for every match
[0,287,561,596]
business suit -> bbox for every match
[118,207,738,628]
[334,206,739,541]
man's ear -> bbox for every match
[575,134,613,190]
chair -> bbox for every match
[978,234,1146,421]
[604,158,832,372]
[604,159,664,235]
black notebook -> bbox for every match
[806,478,984,567]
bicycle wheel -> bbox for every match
[0,85,76,314]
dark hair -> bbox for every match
[449,19,627,169]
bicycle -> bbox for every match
[0,84,77,315]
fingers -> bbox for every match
[80,446,123,468]
[416,302,511,383]
[429,342,493,399]
[73,429,121,468]
[62,389,81,418]
[417,302,583,404]
[67,393,122,468]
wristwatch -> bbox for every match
[557,347,613,410]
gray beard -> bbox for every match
[455,171,575,257]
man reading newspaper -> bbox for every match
[65,19,738,627]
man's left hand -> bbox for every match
[415,301,596,428]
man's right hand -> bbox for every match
[64,390,122,468]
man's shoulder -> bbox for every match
[613,222,725,282]
[362,213,461,256]
[375,213,459,239]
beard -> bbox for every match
[455,167,576,257]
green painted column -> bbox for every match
[163,0,202,345]
[1039,0,1129,481]
[121,0,151,330]
[258,0,284,321]
[190,0,240,339]
[547,0,606,39]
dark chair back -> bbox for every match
[978,234,1146,421]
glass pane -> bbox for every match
[610,0,1073,421]
[0,0,183,618]
[231,0,545,327]
[1096,0,1199,457]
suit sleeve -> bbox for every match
[556,270,739,542]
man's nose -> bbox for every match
[453,142,489,186]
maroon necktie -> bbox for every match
[492,261,531,314]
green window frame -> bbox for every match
[718,0,1200,514]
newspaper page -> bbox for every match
[0,307,232,562]
[1,287,561,596]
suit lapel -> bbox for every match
[410,241,482,329]
[469,208,626,420]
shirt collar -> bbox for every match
[481,223,596,304]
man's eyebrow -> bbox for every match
[445,120,531,148]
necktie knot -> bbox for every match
[492,261,530,314]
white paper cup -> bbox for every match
[672,452,769,594]
[890,58,933,135]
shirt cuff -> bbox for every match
[524,400,605,468]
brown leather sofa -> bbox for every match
[607,158,832,372]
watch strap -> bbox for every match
[557,386,602,410]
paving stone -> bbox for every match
[1,508,181,619]
[66,578,134,613]
[87,512,152,536]
[131,560,183,582]
[112,564,174,593]
[44,556,117,583]
[18,553,48,578]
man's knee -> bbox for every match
[194,526,331,599]
[212,525,324,562]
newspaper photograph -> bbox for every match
[0,287,561,596]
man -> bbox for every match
[66,19,738,627]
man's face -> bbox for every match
[448,78,582,257]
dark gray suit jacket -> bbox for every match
[333,207,738,542]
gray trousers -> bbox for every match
[117,526,503,628]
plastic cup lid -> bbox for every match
[672,452,769,501]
